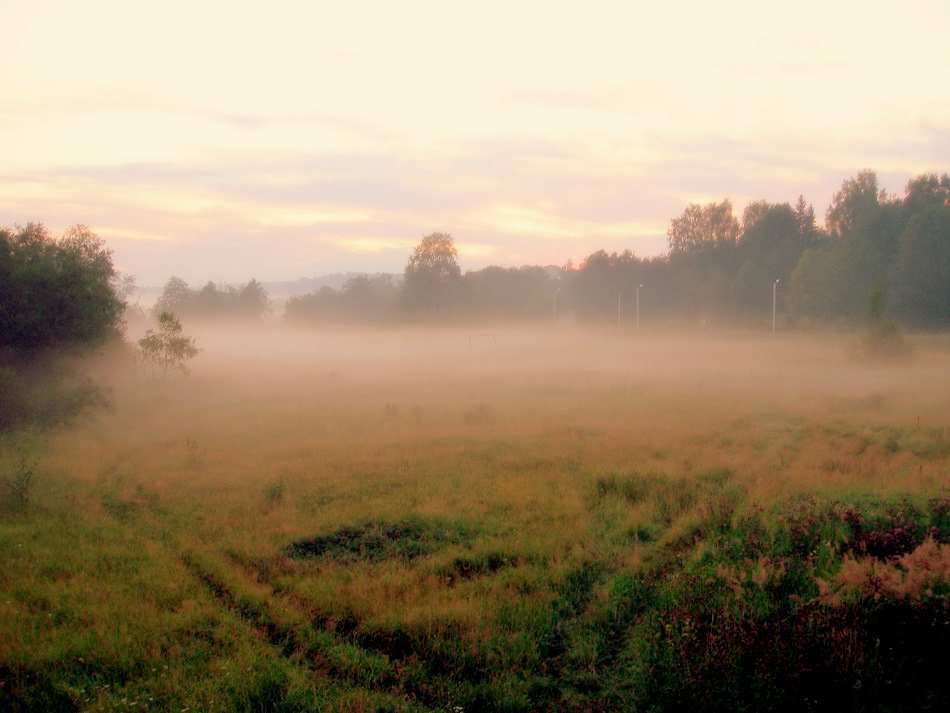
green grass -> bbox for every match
[3,326,950,711]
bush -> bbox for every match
[0,223,124,361]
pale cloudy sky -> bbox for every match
[2,0,949,286]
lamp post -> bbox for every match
[554,287,559,324]
[636,284,643,329]
[772,279,780,334]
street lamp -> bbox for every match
[772,279,780,334]
[636,284,643,329]
[554,287,560,324]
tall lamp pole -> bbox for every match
[636,284,643,329]
[772,279,780,334]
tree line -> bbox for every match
[1,170,946,427]
[4,168,949,367]
[279,171,949,329]
[152,275,271,320]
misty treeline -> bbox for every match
[152,275,271,320]
[271,170,950,329]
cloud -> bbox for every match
[4,91,949,286]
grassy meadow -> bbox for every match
[3,325,950,712]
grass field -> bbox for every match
[3,326,950,712]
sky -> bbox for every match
[2,0,949,287]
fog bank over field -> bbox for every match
[178,324,950,414]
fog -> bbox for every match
[158,323,950,419]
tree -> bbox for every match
[665,201,740,323]
[154,276,191,316]
[284,287,339,324]
[153,276,271,320]
[667,200,740,255]
[571,250,643,320]
[195,281,229,314]
[891,205,950,327]
[794,195,821,247]
[136,312,200,376]
[402,232,462,318]
[787,247,844,325]
[903,173,950,214]
[459,265,555,320]
[0,222,124,429]
[739,201,800,258]
[825,170,879,238]
[338,275,396,322]
[235,279,272,319]
[0,222,124,363]
[732,202,802,314]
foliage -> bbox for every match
[825,169,881,238]
[136,311,200,376]
[0,222,122,431]
[460,265,557,321]
[402,232,462,318]
[794,194,822,246]
[786,171,950,328]
[274,168,950,329]
[0,223,124,362]
[569,250,646,321]
[667,199,740,256]
[731,202,806,317]
[154,276,271,320]
[284,274,397,324]
[891,205,950,327]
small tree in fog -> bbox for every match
[136,311,200,376]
